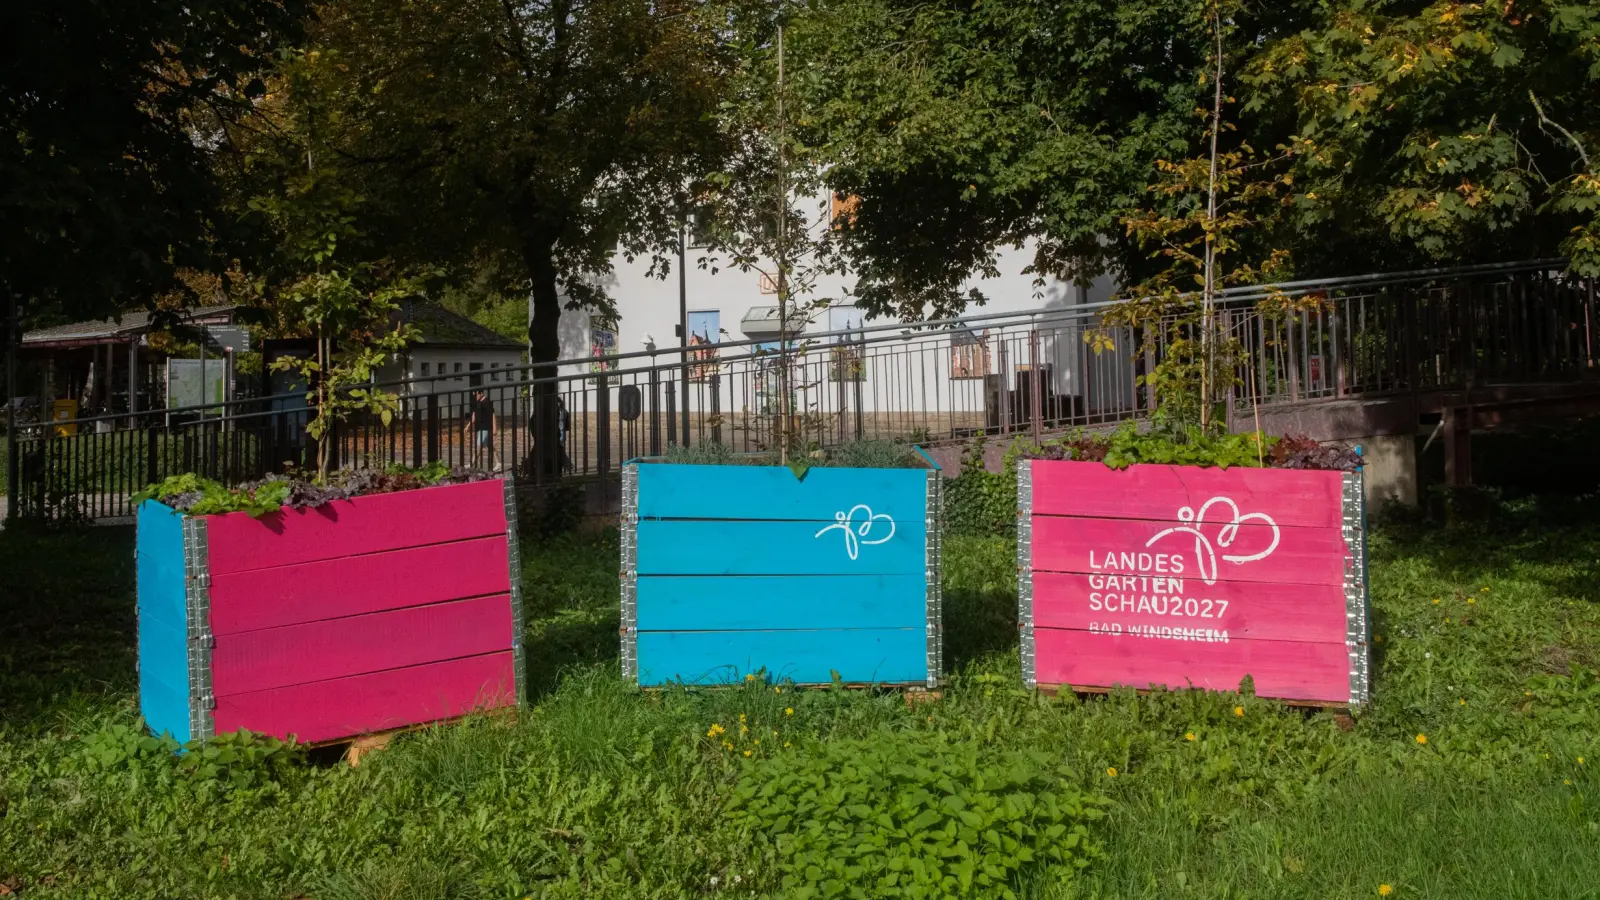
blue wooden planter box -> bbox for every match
[621,461,944,688]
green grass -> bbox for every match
[1,499,1598,899]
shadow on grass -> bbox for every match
[0,522,137,727]
[519,528,623,701]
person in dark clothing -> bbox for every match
[556,396,572,473]
[463,389,497,470]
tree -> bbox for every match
[1241,0,1600,276]
[785,0,1225,321]
[1,0,307,326]
[276,0,753,473]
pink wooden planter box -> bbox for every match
[1017,460,1370,706]
[137,478,525,745]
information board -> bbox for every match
[1018,459,1369,706]
[167,359,228,412]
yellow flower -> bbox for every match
[1579,757,1586,765]
[785,707,794,716]
[1378,885,1393,897]
[1234,706,1244,717]
[783,741,791,748]
[707,723,726,738]
[1415,734,1428,745]
[1432,598,1440,604]
[738,713,746,723]
[1459,699,1466,706]
[1106,767,1118,777]
[745,673,756,682]
[723,741,732,750]
[1565,779,1572,786]
[1467,598,1475,604]
[753,739,759,745]
[1185,732,1196,741]
[774,686,782,694]
[744,750,752,757]
[1480,586,1489,592]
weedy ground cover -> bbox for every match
[1,493,1597,898]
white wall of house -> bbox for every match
[376,347,527,417]
[550,199,1136,417]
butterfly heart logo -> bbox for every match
[814,504,897,561]
[1144,497,1280,585]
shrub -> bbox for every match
[728,736,1109,899]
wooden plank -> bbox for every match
[213,651,516,744]
[636,629,927,686]
[636,464,928,522]
[136,500,191,742]
[1031,515,1349,587]
[636,519,927,576]
[204,479,509,576]
[208,536,511,635]
[1033,627,1352,704]
[636,575,927,632]
[1029,460,1345,528]
[1032,571,1348,644]
[212,594,514,696]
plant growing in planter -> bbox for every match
[1015,427,1369,707]
[134,465,526,745]
[621,441,943,689]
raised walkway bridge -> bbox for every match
[7,258,1597,521]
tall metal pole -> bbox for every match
[5,292,18,523]
[679,213,690,447]
[775,24,790,464]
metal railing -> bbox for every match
[6,259,1596,520]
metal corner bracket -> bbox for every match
[181,515,215,741]
[1341,468,1371,707]
[1016,459,1036,691]
[924,469,944,689]
[620,464,640,682]
[502,476,528,707]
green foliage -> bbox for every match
[2,0,306,327]
[131,473,289,518]
[659,440,926,469]
[5,487,1600,898]
[729,737,1108,899]
[819,440,924,469]
[943,439,1020,539]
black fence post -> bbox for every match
[146,426,159,485]
[426,393,440,464]
[664,380,676,447]
[596,372,611,475]
[412,396,424,468]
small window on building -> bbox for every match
[421,362,431,376]
[453,363,463,375]
[490,370,499,382]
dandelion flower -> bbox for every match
[1459,699,1466,706]
[707,723,726,738]
[1432,598,1440,604]
[1106,767,1118,777]
[738,713,746,723]
[1185,732,1197,741]
[745,673,756,682]
[1565,779,1572,786]
[774,686,782,694]
[744,750,752,757]
[1579,757,1586,765]
[784,741,791,748]
[1234,706,1244,717]
[1467,598,1475,604]
[784,707,794,716]
[1480,586,1489,592]
[1378,885,1393,897]
[1416,734,1428,745]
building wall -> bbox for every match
[551,204,1135,417]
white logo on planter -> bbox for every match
[1144,497,1280,585]
[814,504,897,561]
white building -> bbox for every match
[553,194,1136,426]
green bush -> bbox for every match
[728,736,1108,899]
[944,438,1019,538]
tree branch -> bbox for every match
[1530,91,1591,171]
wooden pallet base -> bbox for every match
[304,708,517,767]
[1034,683,1357,714]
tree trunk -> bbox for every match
[523,233,565,480]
